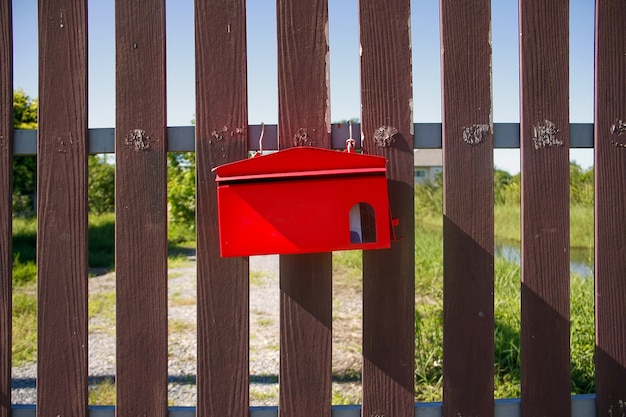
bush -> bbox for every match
[88,155,115,214]
[168,152,196,229]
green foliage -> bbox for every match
[413,177,596,399]
[13,89,38,129]
[414,172,443,220]
[12,214,116,285]
[13,291,38,365]
[13,91,117,217]
[12,90,38,215]
[12,216,37,262]
[492,163,594,206]
[12,255,37,287]
[88,156,115,214]
[570,162,594,205]
[494,169,520,205]
[167,152,196,230]
[89,378,116,405]
[570,272,596,393]
[88,213,115,269]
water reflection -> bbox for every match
[495,244,594,278]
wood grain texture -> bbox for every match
[115,1,168,415]
[277,1,332,415]
[440,1,494,416]
[519,1,571,416]
[359,1,415,415]
[36,1,89,416]
[0,2,12,415]
[594,1,626,415]
[195,1,249,416]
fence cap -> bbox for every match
[213,146,387,183]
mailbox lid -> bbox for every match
[213,146,387,183]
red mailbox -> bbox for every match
[213,146,397,257]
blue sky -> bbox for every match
[12,0,595,173]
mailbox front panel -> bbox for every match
[216,175,391,257]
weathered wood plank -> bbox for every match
[0,2,13,415]
[359,0,415,415]
[440,1,494,416]
[195,1,249,416]
[519,1,571,416]
[276,0,332,415]
[36,1,89,416]
[114,1,168,415]
[594,1,626,415]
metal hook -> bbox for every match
[344,121,356,153]
[253,123,265,157]
[349,120,353,141]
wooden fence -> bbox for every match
[1,1,625,417]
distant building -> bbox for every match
[413,149,442,184]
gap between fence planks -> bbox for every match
[195,0,249,416]
[276,1,333,416]
[0,2,13,416]
[114,1,168,416]
[594,1,626,414]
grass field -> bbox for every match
[10,199,595,401]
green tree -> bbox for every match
[168,152,196,229]
[13,90,118,216]
[570,162,594,205]
[166,115,197,230]
[13,89,38,130]
[88,155,115,214]
[494,169,520,205]
[13,90,38,215]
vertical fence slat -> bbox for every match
[519,1,571,416]
[440,1,494,416]
[115,1,168,415]
[0,1,13,415]
[195,0,249,415]
[359,0,415,415]
[276,1,332,415]
[594,1,626,415]
[36,0,89,415]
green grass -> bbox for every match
[10,213,195,368]
[12,213,196,286]
[12,289,37,366]
[89,377,116,406]
[10,201,595,401]
[412,223,594,400]
[88,213,115,269]
[493,204,594,251]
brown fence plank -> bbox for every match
[195,0,249,415]
[276,0,332,415]
[36,1,89,416]
[115,1,168,415]
[519,1,571,416]
[440,1,494,416]
[359,0,415,415]
[0,1,12,415]
[594,1,626,415]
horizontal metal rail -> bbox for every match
[12,123,595,155]
[10,394,597,417]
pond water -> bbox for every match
[495,243,594,278]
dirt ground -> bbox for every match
[81,254,364,406]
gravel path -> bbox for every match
[11,254,362,406]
